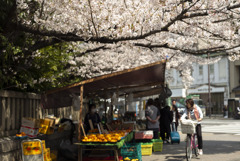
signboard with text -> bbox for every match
[188,85,225,94]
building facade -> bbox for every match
[168,57,230,114]
[229,60,240,98]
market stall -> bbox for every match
[41,61,166,161]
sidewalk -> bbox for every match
[203,114,234,120]
[142,132,240,161]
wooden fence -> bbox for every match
[0,90,79,138]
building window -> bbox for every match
[199,65,203,75]
[219,59,226,79]
[210,64,214,75]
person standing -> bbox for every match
[145,98,160,139]
[172,99,176,107]
[160,106,173,143]
[222,105,228,118]
[181,98,204,155]
[84,104,101,133]
[171,105,180,131]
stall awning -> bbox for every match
[41,61,166,109]
[232,86,240,92]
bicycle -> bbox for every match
[186,133,198,161]
[181,120,199,161]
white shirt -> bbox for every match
[173,111,176,123]
[181,105,203,124]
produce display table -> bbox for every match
[75,132,133,161]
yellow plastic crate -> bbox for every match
[141,143,152,156]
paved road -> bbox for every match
[201,118,240,135]
[142,118,240,161]
[142,132,240,161]
[60,119,240,161]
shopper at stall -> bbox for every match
[160,105,173,143]
[84,104,101,133]
[145,98,160,139]
[171,105,180,131]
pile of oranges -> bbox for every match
[82,130,130,143]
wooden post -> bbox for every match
[116,88,119,119]
[1,98,6,132]
[104,99,107,123]
[124,94,127,113]
[78,85,84,141]
[6,97,11,131]
[78,85,84,161]
[110,95,113,123]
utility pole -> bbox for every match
[208,53,212,118]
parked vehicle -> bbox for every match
[175,101,186,115]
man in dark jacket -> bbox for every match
[160,106,173,143]
[84,104,101,133]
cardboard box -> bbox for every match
[22,141,43,155]
[22,117,40,128]
[42,140,46,151]
[20,126,39,138]
[46,127,54,135]
[41,118,55,127]
[44,148,51,161]
[54,118,60,125]
[39,124,49,134]
[40,119,51,126]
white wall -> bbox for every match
[168,57,229,98]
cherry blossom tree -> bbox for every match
[17,0,240,54]
[3,0,240,89]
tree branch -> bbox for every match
[76,45,110,57]
[27,39,62,53]
[134,42,238,55]
[16,1,240,50]
[227,3,240,10]
[17,0,200,44]
[88,0,99,38]
[181,20,230,41]
[182,11,208,19]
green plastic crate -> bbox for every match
[151,139,163,152]
[121,143,142,161]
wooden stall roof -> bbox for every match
[41,61,166,109]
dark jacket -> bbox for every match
[160,106,173,126]
[84,112,101,133]
[171,110,180,126]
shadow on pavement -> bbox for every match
[203,140,240,155]
[147,139,240,161]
